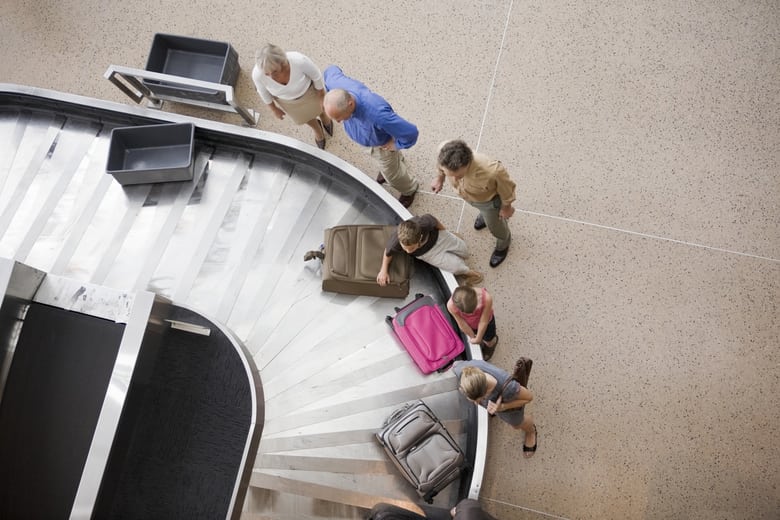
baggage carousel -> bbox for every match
[0,84,487,519]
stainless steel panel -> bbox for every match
[0,259,46,403]
[0,85,487,518]
[70,291,158,520]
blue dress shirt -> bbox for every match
[323,66,419,150]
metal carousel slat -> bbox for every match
[0,112,30,192]
[0,84,487,520]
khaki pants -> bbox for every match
[470,196,511,250]
[416,230,470,275]
[369,147,419,196]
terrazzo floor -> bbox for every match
[2,1,778,519]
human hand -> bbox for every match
[431,176,444,193]
[376,270,390,286]
[379,138,396,151]
[486,396,503,415]
[499,205,515,219]
[468,335,481,345]
[271,106,285,120]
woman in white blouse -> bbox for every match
[252,44,333,149]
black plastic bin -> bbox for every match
[143,33,240,102]
[106,123,195,185]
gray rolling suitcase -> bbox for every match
[376,400,465,503]
[321,224,412,298]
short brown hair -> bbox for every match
[398,220,425,247]
[452,286,478,313]
[438,140,473,171]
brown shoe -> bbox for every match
[376,173,386,185]
[321,119,334,137]
[398,192,415,208]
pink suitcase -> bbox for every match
[385,294,465,374]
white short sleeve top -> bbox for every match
[251,51,324,104]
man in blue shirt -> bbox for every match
[323,65,420,208]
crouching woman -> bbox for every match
[453,360,538,458]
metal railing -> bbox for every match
[104,65,259,126]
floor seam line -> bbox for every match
[456,0,511,232]
[520,209,780,263]
[482,497,571,520]
[475,0,514,154]
[425,189,778,262]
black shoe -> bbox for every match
[376,173,386,185]
[481,336,498,361]
[489,247,508,268]
[398,192,416,208]
[303,250,325,261]
[474,214,486,230]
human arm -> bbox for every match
[499,203,515,220]
[267,103,286,120]
[446,299,476,338]
[431,167,446,193]
[376,249,393,286]
[251,66,285,119]
[431,215,445,231]
[322,65,343,90]
[493,161,517,219]
[471,291,494,345]
[487,385,533,415]
[295,52,325,91]
[374,105,419,150]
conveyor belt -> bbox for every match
[0,85,486,519]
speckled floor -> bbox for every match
[2,1,778,518]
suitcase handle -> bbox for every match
[393,293,424,314]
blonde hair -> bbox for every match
[452,286,478,313]
[256,44,288,74]
[459,366,487,401]
[398,220,425,247]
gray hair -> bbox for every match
[326,89,352,111]
[255,44,288,74]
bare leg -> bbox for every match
[319,111,332,128]
[514,414,537,458]
[305,118,325,140]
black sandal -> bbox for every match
[523,424,538,458]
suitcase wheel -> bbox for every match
[385,315,393,325]
[436,360,455,373]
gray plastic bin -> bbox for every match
[143,33,240,102]
[106,123,195,185]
